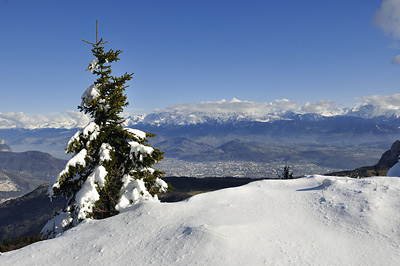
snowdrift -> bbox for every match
[1,175,400,265]
[387,161,400,177]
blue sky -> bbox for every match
[1,0,399,115]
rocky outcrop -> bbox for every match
[376,140,400,168]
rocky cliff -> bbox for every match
[376,140,400,168]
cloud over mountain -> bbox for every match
[159,98,274,114]
[2,94,400,129]
[158,98,310,115]
[301,100,343,116]
[355,94,400,110]
[349,94,400,118]
[157,98,342,117]
[0,110,89,129]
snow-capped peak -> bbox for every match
[3,94,400,129]
[346,94,400,119]
[346,103,400,119]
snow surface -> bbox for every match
[116,175,159,211]
[74,165,107,219]
[99,143,113,162]
[81,84,100,108]
[126,128,147,140]
[47,121,100,197]
[48,148,87,197]
[88,58,99,73]
[387,161,400,177]
[2,175,400,266]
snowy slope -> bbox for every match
[1,176,400,265]
[346,103,400,119]
[387,161,400,177]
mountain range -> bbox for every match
[1,99,400,130]
[1,100,399,179]
[121,101,400,150]
[125,101,400,127]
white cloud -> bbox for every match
[159,98,304,115]
[161,99,273,114]
[156,98,344,116]
[373,0,400,39]
[373,0,400,62]
[0,111,90,129]
[63,110,90,126]
[4,94,400,129]
[355,93,400,110]
[155,94,400,118]
[301,100,343,116]
[272,99,301,112]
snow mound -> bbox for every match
[387,161,400,177]
[321,178,335,187]
[2,176,400,266]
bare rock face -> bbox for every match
[376,140,400,168]
[0,140,12,152]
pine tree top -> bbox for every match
[79,39,133,127]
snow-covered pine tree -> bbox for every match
[41,37,167,239]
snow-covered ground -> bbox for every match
[1,175,400,265]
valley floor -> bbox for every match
[157,158,345,178]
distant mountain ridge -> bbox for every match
[125,102,400,127]
[1,99,400,129]
[1,100,399,180]
[1,110,399,172]
[346,103,400,119]
[132,115,400,148]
